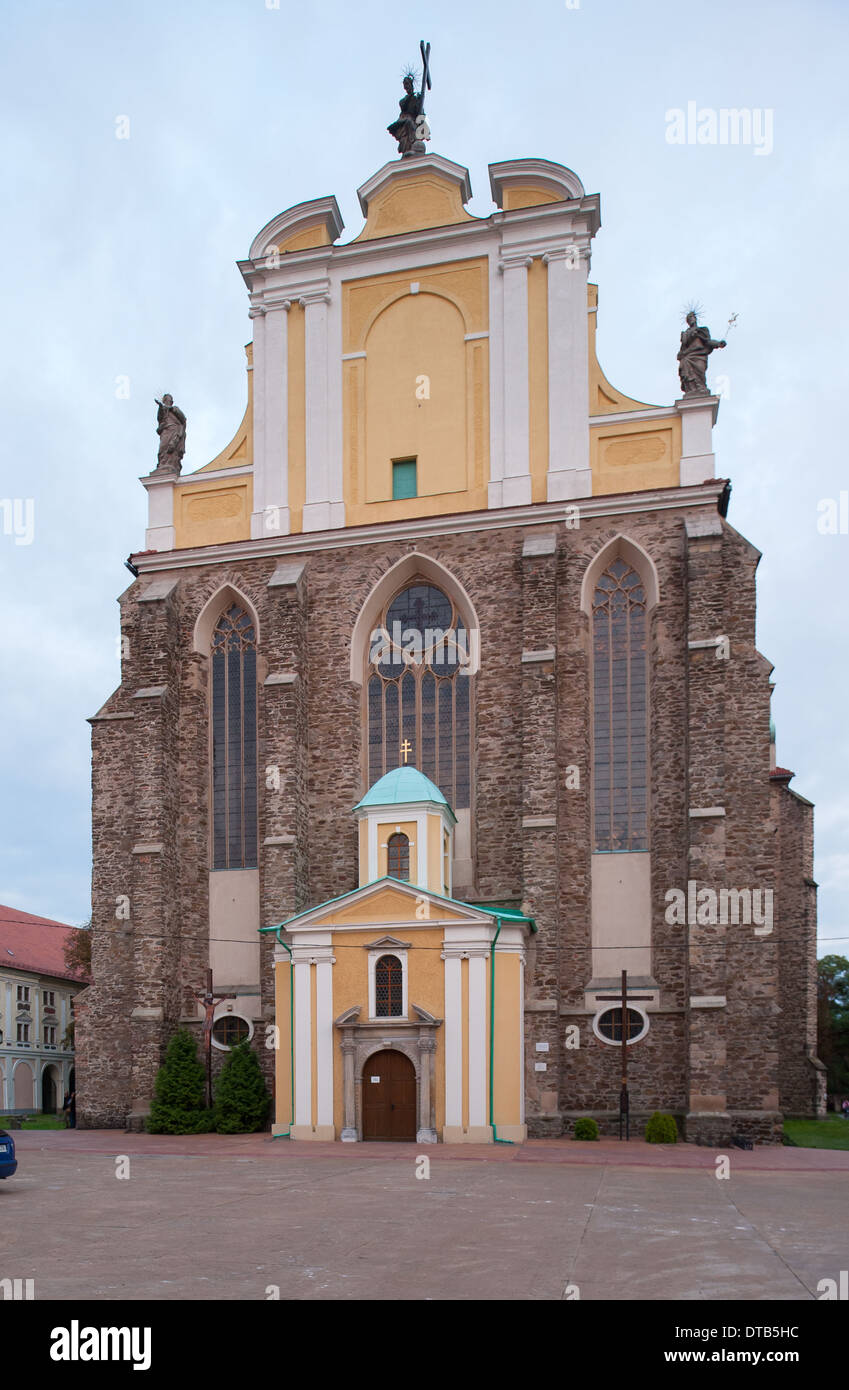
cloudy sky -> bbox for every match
[1,0,847,955]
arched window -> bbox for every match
[387,832,410,882]
[366,582,472,810]
[592,558,648,852]
[211,604,258,869]
[375,955,403,1018]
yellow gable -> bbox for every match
[316,883,474,928]
[356,170,477,241]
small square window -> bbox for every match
[392,458,417,500]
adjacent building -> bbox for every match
[0,905,88,1115]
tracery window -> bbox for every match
[375,955,403,1018]
[592,559,648,852]
[366,582,472,810]
[387,832,410,882]
[211,604,258,869]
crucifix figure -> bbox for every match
[595,970,653,1140]
[387,41,432,157]
[192,968,237,1106]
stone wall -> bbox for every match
[77,498,818,1138]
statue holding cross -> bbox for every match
[388,41,432,157]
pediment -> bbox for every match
[282,877,492,933]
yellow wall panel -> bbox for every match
[591,419,681,495]
[174,475,252,548]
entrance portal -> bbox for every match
[361,1050,416,1140]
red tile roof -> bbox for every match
[770,766,795,781]
[0,905,90,984]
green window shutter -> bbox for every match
[392,458,417,500]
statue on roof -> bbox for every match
[154,394,186,475]
[388,41,432,157]
[677,311,726,396]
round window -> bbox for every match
[211,1016,250,1049]
[594,1007,648,1045]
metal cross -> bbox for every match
[596,971,652,1141]
[192,968,237,1106]
[419,40,432,95]
[400,739,413,764]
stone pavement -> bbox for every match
[3,1132,847,1300]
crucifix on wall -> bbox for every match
[595,970,653,1141]
[192,968,237,1106]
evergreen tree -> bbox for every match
[818,955,849,1098]
[147,1028,213,1134]
[213,1041,271,1134]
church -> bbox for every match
[75,99,824,1142]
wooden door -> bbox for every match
[362,1050,417,1140]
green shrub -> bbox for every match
[147,1028,214,1134]
[644,1111,678,1144]
[573,1116,600,1141]
[213,1041,271,1134]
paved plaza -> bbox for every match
[3,1132,847,1301]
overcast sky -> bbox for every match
[1,0,846,956]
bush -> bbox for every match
[147,1029,214,1134]
[573,1116,600,1141]
[644,1111,678,1144]
[213,1042,271,1134]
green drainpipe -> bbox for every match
[271,927,295,1140]
[489,917,514,1145]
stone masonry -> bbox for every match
[76,486,822,1141]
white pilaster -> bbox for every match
[487,249,505,508]
[545,246,592,501]
[499,253,533,507]
[467,951,488,1127]
[292,959,312,1127]
[249,305,267,535]
[676,395,719,485]
[315,956,334,1128]
[141,474,176,552]
[443,953,463,1127]
[301,291,333,532]
[252,300,290,538]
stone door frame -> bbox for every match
[335,1004,442,1143]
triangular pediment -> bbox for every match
[276,877,494,934]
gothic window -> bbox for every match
[211,604,258,869]
[366,581,473,810]
[375,955,403,1018]
[592,559,648,852]
[387,832,410,882]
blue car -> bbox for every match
[0,1129,17,1179]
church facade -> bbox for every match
[76,151,823,1142]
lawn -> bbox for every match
[784,1116,849,1150]
[1,1114,67,1131]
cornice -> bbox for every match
[130,481,727,574]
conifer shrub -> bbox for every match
[147,1028,214,1134]
[213,1041,271,1134]
[644,1111,678,1144]
[573,1116,600,1141]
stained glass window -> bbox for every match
[365,582,473,810]
[592,559,648,852]
[211,604,258,869]
[375,954,403,1017]
[387,832,410,881]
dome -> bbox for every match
[354,767,455,819]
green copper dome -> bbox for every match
[355,767,456,820]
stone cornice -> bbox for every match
[130,481,727,574]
